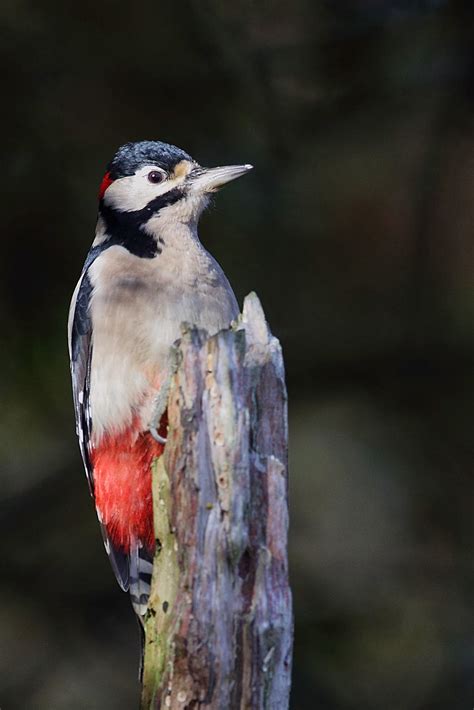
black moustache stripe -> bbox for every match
[97,187,184,259]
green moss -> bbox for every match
[140,457,180,709]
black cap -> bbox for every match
[108,141,193,178]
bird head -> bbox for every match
[98,140,252,228]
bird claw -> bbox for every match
[149,427,167,445]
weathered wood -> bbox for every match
[141,293,293,709]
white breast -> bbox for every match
[87,241,238,442]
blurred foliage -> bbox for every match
[0,0,473,708]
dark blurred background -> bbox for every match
[1,1,473,708]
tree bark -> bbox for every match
[140,293,293,709]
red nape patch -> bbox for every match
[92,414,168,552]
[98,171,114,200]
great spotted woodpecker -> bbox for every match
[68,141,252,616]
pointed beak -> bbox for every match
[188,163,253,193]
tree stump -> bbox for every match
[140,293,293,709]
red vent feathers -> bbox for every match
[98,171,114,200]
[92,413,168,552]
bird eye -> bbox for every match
[147,170,165,184]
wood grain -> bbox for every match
[141,293,293,709]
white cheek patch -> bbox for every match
[104,164,188,213]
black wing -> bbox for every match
[68,259,130,591]
[69,270,94,494]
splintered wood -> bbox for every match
[141,293,293,710]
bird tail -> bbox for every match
[129,541,154,618]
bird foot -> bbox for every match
[149,427,167,445]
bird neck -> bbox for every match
[143,205,202,254]
[93,202,204,261]
[96,202,160,259]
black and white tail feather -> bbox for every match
[129,544,154,618]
